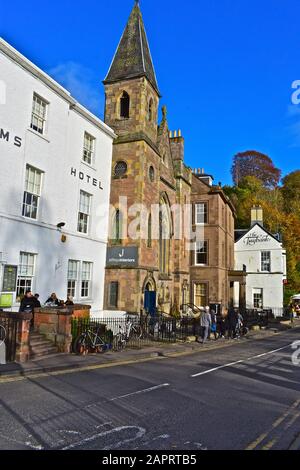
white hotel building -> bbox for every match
[234,208,287,314]
[0,39,115,312]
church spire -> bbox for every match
[104,2,160,95]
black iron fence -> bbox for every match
[71,315,201,351]
[70,307,292,354]
[243,307,290,327]
[0,314,19,362]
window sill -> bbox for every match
[27,128,50,143]
[81,160,97,172]
[77,231,90,237]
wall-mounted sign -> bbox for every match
[0,128,22,148]
[243,232,271,246]
[106,247,139,268]
[70,168,103,190]
[2,265,18,292]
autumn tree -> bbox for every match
[281,170,300,217]
[232,150,281,188]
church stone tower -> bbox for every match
[103,1,159,144]
[103,2,191,315]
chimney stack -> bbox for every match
[251,205,264,227]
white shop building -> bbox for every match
[234,207,287,314]
[0,39,115,312]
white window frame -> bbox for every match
[195,203,208,225]
[67,260,80,299]
[261,251,271,272]
[17,252,36,301]
[253,288,263,309]
[194,282,208,308]
[30,93,48,135]
[77,191,92,234]
[195,241,208,266]
[22,165,43,220]
[81,262,93,299]
[82,132,95,166]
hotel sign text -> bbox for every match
[0,128,22,147]
[70,168,103,190]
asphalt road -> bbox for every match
[0,329,300,451]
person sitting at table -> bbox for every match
[65,296,74,306]
[45,293,60,306]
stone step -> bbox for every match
[30,351,59,359]
[30,345,58,356]
[30,338,55,347]
[29,332,59,359]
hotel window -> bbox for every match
[67,260,79,298]
[261,251,271,272]
[83,132,95,165]
[22,165,42,220]
[31,93,48,135]
[78,191,91,234]
[81,262,92,298]
[195,241,208,265]
[17,252,36,300]
[194,283,208,308]
[195,203,208,224]
[253,288,263,309]
[108,282,119,308]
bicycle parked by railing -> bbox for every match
[73,326,112,355]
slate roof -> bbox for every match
[104,2,160,95]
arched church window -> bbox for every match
[120,91,130,118]
[148,98,153,121]
[111,209,123,244]
[147,214,152,248]
[149,165,155,182]
[159,197,172,275]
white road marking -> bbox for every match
[62,426,145,450]
[0,431,43,450]
[191,343,295,378]
[109,383,170,401]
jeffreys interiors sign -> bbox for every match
[70,168,103,190]
[0,128,22,147]
[243,231,271,246]
[106,247,139,268]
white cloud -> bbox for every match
[48,62,103,118]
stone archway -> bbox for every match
[142,275,157,315]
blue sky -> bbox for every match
[2,0,300,184]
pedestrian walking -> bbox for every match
[210,309,218,340]
[198,306,211,344]
[217,308,227,339]
[227,308,238,339]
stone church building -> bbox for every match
[103,2,192,314]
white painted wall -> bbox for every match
[235,224,286,311]
[0,39,115,311]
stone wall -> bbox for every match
[34,305,90,353]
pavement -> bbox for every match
[0,319,299,380]
[0,324,300,450]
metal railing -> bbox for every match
[71,315,200,351]
[0,314,19,362]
